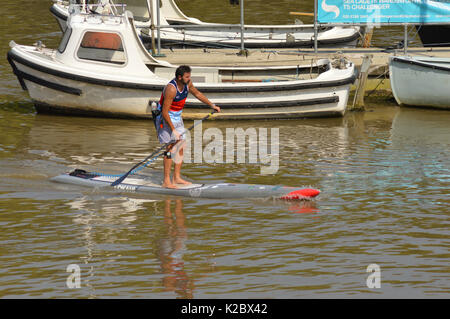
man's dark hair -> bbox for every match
[175,65,191,79]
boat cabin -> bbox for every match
[55,7,171,80]
[55,7,328,84]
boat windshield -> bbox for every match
[77,31,126,65]
[122,0,150,22]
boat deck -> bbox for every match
[155,46,450,97]
[157,46,450,70]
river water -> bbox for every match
[0,1,448,298]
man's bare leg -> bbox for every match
[162,144,178,189]
[173,145,192,185]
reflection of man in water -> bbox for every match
[158,199,193,298]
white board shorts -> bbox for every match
[156,117,186,144]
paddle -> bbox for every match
[111,110,216,186]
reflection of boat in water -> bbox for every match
[27,114,155,146]
[68,195,157,297]
[26,114,157,168]
[388,107,450,187]
[51,0,363,48]
[390,108,450,146]
[66,195,194,297]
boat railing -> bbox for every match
[155,24,320,30]
[74,12,127,25]
[57,0,128,18]
[53,0,70,5]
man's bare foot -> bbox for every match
[173,177,192,185]
[162,182,178,189]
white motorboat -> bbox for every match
[50,0,363,49]
[389,56,450,110]
[7,9,356,119]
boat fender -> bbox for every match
[286,33,296,43]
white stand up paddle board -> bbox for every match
[51,169,320,200]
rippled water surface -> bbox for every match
[0,1,449,298]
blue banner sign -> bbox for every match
[318,0,450,24]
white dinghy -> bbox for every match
[8,9,356,119]
[51,0,363,49]
[389,56,450,110]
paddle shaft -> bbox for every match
[111,111,215,186]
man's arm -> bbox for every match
[189,81,221,112]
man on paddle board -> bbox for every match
[155,65,220,189]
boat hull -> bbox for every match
[8,47,355,120]
[389,56,450,110]
[139,28,361,49]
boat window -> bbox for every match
[80,32,124,50]
[58,27,72,54]
[77,31,126,65]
